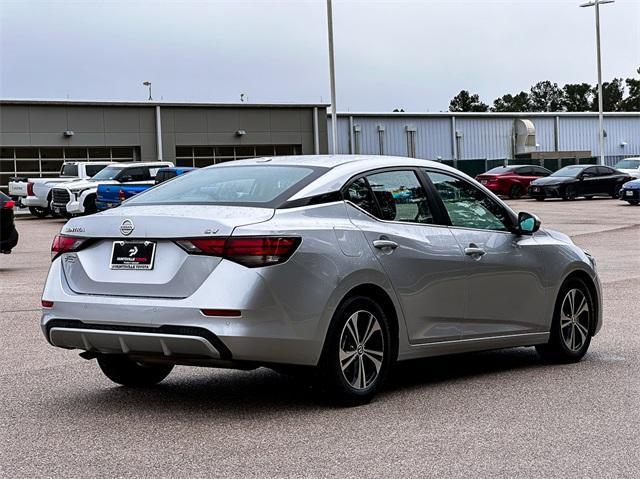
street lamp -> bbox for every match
[142,81,153,101]
[580,0,615,166]
[326,0,338,155]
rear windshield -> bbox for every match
[60,164,79,177]
[126,165,323,207]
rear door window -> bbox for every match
[60,164,79,177]
[85,164,108,177]
[515,166,533,175]
[344,177,378,217]
[364,170,434,224]
[531,166,550,177]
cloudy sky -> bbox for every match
[1,0,638,111]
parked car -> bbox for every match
[96,167,195,211]
[0,191,19,254]
[41,155,603,405]
[613,157,640,179]
[51,162,173,217]
[529,164,632,201]
[8,162,113,218]
[476,165,551,198]
[619,178,640,206]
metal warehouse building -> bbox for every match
[330,111,640,165]
[1,99,639,191]
[0,100,328,192]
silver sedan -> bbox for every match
[41,155,602,405]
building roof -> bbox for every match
[0,98,329,108]
[331,111,640,118]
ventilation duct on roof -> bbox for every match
[514,119,536,155]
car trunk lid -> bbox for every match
[60,205,274,298]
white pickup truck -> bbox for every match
[8,161,112,218]
[51,161,173,217]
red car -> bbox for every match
[476,165,552,198]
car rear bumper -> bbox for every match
[41,258,326,366]
[46,319,229,360]
[24,196,49,208]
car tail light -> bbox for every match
[175,236,301,267]
[51,234,90,260]
[118,189,126,201]
[27,182,34,196]
[3,200,15,209]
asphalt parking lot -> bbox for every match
[1,198,639,478]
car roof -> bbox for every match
[158,166,195,172]
[212,154,451,169]
[236,155,466,201]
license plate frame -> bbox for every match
[110,240,157,270]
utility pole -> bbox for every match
[580,0,615,166]
[327,0,338,155]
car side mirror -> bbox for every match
[516,211,541,235]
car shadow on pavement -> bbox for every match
[385,347,545,393]
[52,347,555,415]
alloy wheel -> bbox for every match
[560,288,590,352]
[339,310,385,390]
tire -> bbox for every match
[628,200,639,206]
[29,206,50,218]
[318,296,393,406]
[97,354,173,387]
[562,185,577,201]
[508,184,524,199]
[536,278,594,363]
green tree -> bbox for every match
[529,81,564,112]
[620,67,640,112]
[491,91,531,112]
[591,78,625,111]
[449,90,489,112]
[561,83,593,111]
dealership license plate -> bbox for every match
[110,241,156,270]
[626,190,633,197]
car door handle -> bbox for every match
[464,245,486,257]
[373,239,398,250]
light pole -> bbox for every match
[142,81,153,101]
[326,0,338,155]
[580,0,614,166]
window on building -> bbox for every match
[174,145,301,167]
